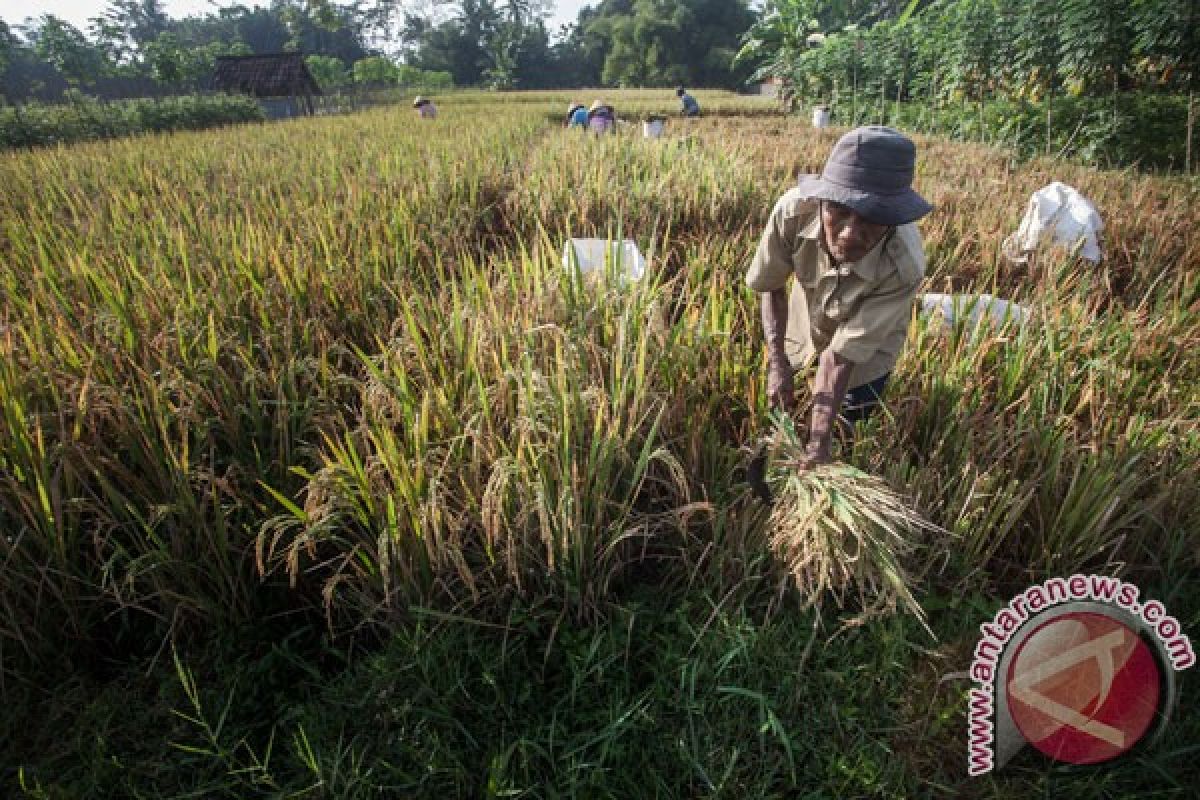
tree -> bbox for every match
[551,7,610,86]
[353,54,400,85]
[144,31,186,84]
[1008,1,1062,100]
[733,0,1200,172]
[1058,0,1135,99]
[306,54,350,90]
[589,0,755,88]
[404,0,504,86]
[1133,0,1200,170]
[0,21,16,79]
[942,0,1000,104]
[735,0,824,88]
[394,64,453,88]
[89,16,140,75]
[28,16,110,88]
[398,0,581,89]
[100,0,169,49]
[0,21,21,104]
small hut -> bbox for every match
[211,53,322,118]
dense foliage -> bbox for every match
[553,0,756,88]
[740,0,1198,102]
[738,0,1200,168]
[0,0,758,101]
[1,2,371,100]
[0,90,263,147]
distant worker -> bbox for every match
[676,87,700,117]
[566,102,589,128]
[588,100,616,134]
[413,95,437,119]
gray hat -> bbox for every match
[796,125,932,225]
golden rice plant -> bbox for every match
[1,88,1199,684]
[762,413,946,629]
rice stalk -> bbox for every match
[763,415,944,631]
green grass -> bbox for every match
[9,585,1199,797]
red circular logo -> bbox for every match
[1006,611,1162,765]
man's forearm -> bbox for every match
[808,347,854,457]
[760,289,789,366]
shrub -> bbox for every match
[0,93,264,149]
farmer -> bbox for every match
[566,102,589,128]
[745,126,932,469]
[676,86,700,117]
[413,95,437,119]
[587,100,616,134]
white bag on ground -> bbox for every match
[562,238,646,282]
[920,293,1028,330]
[1003,181,1104,263]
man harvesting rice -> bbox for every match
[676,86,700,117]
[565,102,589,128]
[413,95,438,119]
[746,126,933,470]
[587,100,617,134]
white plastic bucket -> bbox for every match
[812,107,830,129]
[562,238,646,283]
[643,118,665,138]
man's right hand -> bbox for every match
[767,361,795,411]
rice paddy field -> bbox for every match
[2,89,1199,797]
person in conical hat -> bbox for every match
[745,126,933,467]
[565,102,588,128]
[413,95,437,119]
[587,99,615,133]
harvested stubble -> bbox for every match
[763,416,945,629]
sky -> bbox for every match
[3,1,594,38]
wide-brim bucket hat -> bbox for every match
[796,125,932,225]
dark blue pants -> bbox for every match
[841,372,890,426]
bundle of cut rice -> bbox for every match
[763,418,943,630]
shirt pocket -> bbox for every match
[792,242,822,288]
[826,276,876,323]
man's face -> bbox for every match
[820,201,891,264]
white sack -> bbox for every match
[1003,181,1104,263]
[562,238,646,282]
[920,293,1029,330]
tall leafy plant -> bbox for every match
[1133,0,1200,171]
[1058,0,1135,101]
[735,0,823,86]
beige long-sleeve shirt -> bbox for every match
[745,188,926,388]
